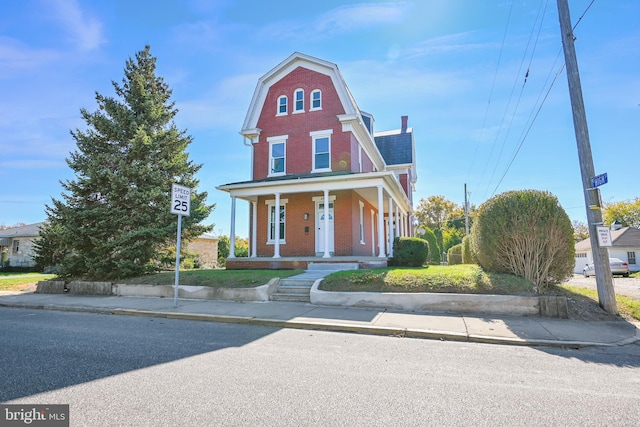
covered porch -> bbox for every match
[217,171,414,267]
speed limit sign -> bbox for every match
[171,183,191,216]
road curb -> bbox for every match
[2,301,637,348]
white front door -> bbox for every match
[316,202,334,254]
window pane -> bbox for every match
[316,137,328,152]
[272,158,284,173]
[316,153,329,169]
[279,97,287,113]
[312,91,321,108]
[272,142,284,157]
[295,90,303,110]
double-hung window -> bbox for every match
[310,129,332,172]
[294,89,304,113]
[266,199,287,243]
[268,135,287,176]
[310,89,321,110]
[277,95,287,115]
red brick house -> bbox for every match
[217,53,416,269]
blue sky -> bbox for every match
[1,0,638,238]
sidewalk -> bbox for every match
[0,292,638,348]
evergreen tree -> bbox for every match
[36,46,213,280]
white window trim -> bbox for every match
[359,201,365,245]
[276,95,288,116]
[267,135,287,177]
[310,129,333,173]
[293,88,305,113]
[265,198,288,244]
[310,89,322,111]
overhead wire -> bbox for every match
[490,0,597,196]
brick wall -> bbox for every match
[253,66,350,180]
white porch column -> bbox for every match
[388,197,394,257]
[251,201,257,258]
[273,192,281,258]
[322,189,331,258]
[229,195,236,258]
[395,205,400,238]
[377,186,386,258]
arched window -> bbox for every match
[277,95,287,115]
[310,89,321,110]
[294,89,304,112]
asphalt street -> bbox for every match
[2,307,639,426]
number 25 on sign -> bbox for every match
[171,184,191,216]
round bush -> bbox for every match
[471,190,574,291]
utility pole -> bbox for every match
[464,183,470,236]
[556,0,617,314]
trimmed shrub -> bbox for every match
[447,243,462,265]
[390,237,428,267]
[420,227,441,265]
[471,190,574,292]
[461,235,476,264]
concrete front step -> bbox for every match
[271,293,311,302]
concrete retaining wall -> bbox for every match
[311,280,545,317]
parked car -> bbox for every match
[583,258,630,277]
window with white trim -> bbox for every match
[311,129,332,172]
[277,95,287,115]
[359,201,365,244]
[268,135,287,176]
[310,89,321,110]
[628,251,636,265]
[266,199,287,243]
[294,89,304,112]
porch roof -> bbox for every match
[216,171,412,213]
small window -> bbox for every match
[359,201,365,244]
[268,136,287,176]
[294,89,304,112]
[311,130,332,172]
[311,90,321,110]
[277,95,287,115]
[12,240,19,254]
[269,205,286,242]
[628,251,636,265]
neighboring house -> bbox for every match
[217,52,416,268]
[574,226,640,273]
[0,222,44,268]
[185,234,219,269]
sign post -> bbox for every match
[171,184,191,307]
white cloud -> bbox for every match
[45,0,105,51]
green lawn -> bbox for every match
[319,264,536,294]
[0,273,56,291]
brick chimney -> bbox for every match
[401,115,408,133]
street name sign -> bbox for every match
[591,173,608,188]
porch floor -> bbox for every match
[225,256,388,270]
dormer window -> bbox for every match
[310,89,321,110]
[294,89,304,113]
[277,95,287,115]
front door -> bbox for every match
[316,202,334,254]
